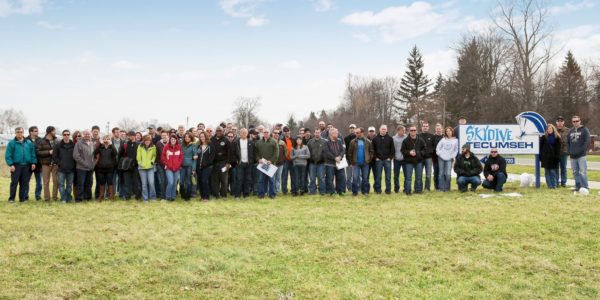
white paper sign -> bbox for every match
[257,162,277,178]
[336,157,348,170]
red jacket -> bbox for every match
[161,143,183,171]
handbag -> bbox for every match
[118,157,134,171]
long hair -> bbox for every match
[198,131,211,146]
[444,126,454,138]
[183,132,194,147]
[545,124,558,137]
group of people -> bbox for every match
[4,115,592,203]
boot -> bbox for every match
[98,185,105,202]
[108,186,115,201]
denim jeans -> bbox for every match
[482,173,506,192]
[76,169,93,201]
[122,170,141,199]
[393,159,406,193]
[457,176,481,192]
[155,166,166,199]
[258,171,276,198]
[352,163,370,195]
[345,165,354,192]
[544,168,558,189]
[139,168,156,201]
[374,159,392,193]
[179,166,193,199]
[309,163,326,195]
[404,163,423,193]
[423,158,433,191]
[559,154,568,186]
[281,160,296,194]
[24,167,42,200]
[273,165,283,194]
[294,164,307,194]
[433,162,440,190]
[438,159,453,192]
[571,157,588,190]
[9,165,32,201]
[234,162,253,197]
[197,166,212,200]
[165,169,180,200]
[325,165,346,195]
[58,171,74,202]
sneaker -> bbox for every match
[9,200,15,204]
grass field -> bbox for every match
[1,176,600,299]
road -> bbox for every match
[514,158,600,171]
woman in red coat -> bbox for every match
[161,134,183,201]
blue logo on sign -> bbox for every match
[515,111,547,138]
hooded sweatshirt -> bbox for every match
[162,142,184,171]
[567,125,591,159]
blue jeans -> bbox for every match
[155,166,166,199]
[197,166,212,200]
[559,154,568,186]
[281,160,296,194]
[457,176,481,192]
[393,159,406,193]
[76,169,93,201]
[326,165,346,195]
[258,171,276,198]
[423,158,433,191]
[374,159,392,193]
[309,163,326,195]
[234,162,253,197]
[24,167,42,200]
[404,163,423,193]
[482,173,506,192]
[571,157,588,190]
[544,168,558,189]
[273,165,283,194]
[433,162,440,190]
[438,159,453,192]
[179,166,193,199]
[9,165,32,201]
[165,169,180,200]
[139,168,156,201]
[345,165,354,192]
[352,163,370,195]
[58,171,74,202]
[294,164,307,194]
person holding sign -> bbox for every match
[255,129,279,199]
[454,144,483,192]
[323,128,347,196]
[482,148,507,192]
[400,125,426,195]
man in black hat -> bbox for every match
[555,116,569,187]
[454,143,483,192]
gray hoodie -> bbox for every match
[393,134,406,161]
[291,145,311,166]
[73,139,95,171]
[567,125,590,159]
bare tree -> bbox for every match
[232,96,262,129]
[0,108,28,134]
[117,117,141,132]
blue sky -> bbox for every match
[1,0,599,131]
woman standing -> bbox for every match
[93,135,118,201]
[71,131,82,200]
[136,135,157,201]
[540,124,561,189]
[180,133,198,200]
[435,127,459,192]
[195,131,215,201]
[291,135,310,196]
[161,134,183,201]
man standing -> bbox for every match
[401,126,426,195]
[307,128,326,195]
[419,122,436,192]
[372,125,395,194]
[148,125,161,145]
[211,127,232,198]
[323,128,346,196]
[281,126,296,195]
[567,115,591,191]
[53,129,76,202]
[5,127,37,203]
[36,126,59,201]
[255,128,279,199]
[233,128,254,199]
[344,124,357,192]
[482,148,507,192]
[555,116,570,188]
[111,127,124,198]
[392,125,406,194]
[120,131,141,200]
[347,127,374,196]
[26,126,42,200]
[154,131,168,200]
[454,144,483,192]
[73,130,95,202]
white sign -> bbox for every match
[257,162,277,178]
[459,124,539,155]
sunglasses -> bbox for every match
[227,136,234,138]
[409,130,417,132]
[490,151,498,153]
[572,120,580,123]
[63,133,71,136]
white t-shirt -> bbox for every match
[240,139,249,163]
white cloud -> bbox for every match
[54,51,97,66]
[312,0,333,12]
[36,20,72,30]
[0,0,45,17]
[554,25,600,63]
[111,60,143,70]
[423,49,456,78]
[548,0,594,15]
[351,32,371,43]
[247,15,269,27]
[340,1,460,43]
[279,60,302,69]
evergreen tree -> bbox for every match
[547,51,588,121]
[395,45,431,125]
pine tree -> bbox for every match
[394,45,431,125]
[286,114,298,134]
[548,51,588,121]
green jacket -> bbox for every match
[5,137,37,166]
[136,145,156,169]
[254,137,279,163]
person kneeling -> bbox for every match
[454,144,482,192]
[482,148,507,192]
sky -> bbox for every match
[1,0,599,132]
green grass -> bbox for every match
[507,165,600,182]
[1,176,600,299]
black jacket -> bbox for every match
[540,135,561,169]
[196,144,216,169]
[52,140,75,173]
[433,134,443,162]
[211,135,232,165]
[94,144,118,172]
[120,141,139,170]
[372,134,395,160]
[232,138,255,166]
[400,136,426,164]
[419,132,436,159]
[344,133,356,156]
[483,155,507,178]
[454,154,483,177]
[307,137,327,164]
[323,138,345,166]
